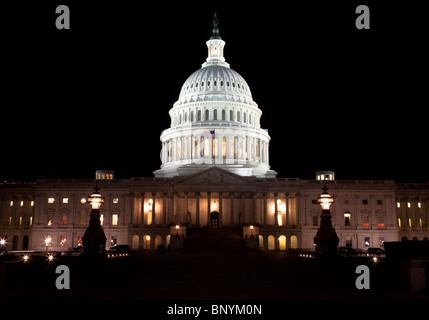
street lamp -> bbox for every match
[44,237,52,252]
[0,238,6,253]
[81,185,107,257]
[314,186,339,257]
[175,225,180,237]
[250,225,254,238]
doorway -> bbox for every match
[210,211,219,228]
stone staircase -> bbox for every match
[184,228,244,252]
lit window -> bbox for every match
[10,201,13,207]
[363,223,369,227]
[407,202,411,208]
[31,201,34,206]
[60,236,67,246]
[344,212,351,226]
[47,219,53,226]
[20,201,24,206]
[409,218,412,227]
[62,215,67,225]
[418,202,422,208]
[398,218,402,228]
[112,214,118,226]
[30,217,33,226]
[63,198,69,204]
[48,198,55,204]
[113,198,119,204]
[19,217,22,225]
[397,202,401,208]
[364,237,370,247]
[81,198,86,204]
[100,214,104,226]
[378,223,384,227]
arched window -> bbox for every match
[185,112,187,122]
[155,235,162,249]
[132,235,139,250]
[243,112,247,123]
[222,109,226,120]
[230,110,233,121]
[191,111,194,122]
[290,235,298,249]
[144,235,151,250]
[258,235,264,250]
[279,235,286,251]
[237,111,240,122]
[205,109,209,121]
[197,110,201,121]
[222,137,226,157]
[249,114,252,125]
[179,114,182,125]
[214,109,217,120]
[268,235,275,251]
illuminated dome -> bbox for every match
[154,14,277,179]
[176,65,255,106]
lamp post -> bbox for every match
[81,185,107,257]
[175,225,180,237]
[314,186,339,257]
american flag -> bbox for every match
[203,130,215,138]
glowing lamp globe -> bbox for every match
[317,187,334,210]
[88,186,104,210]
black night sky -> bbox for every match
[1,1,428,182]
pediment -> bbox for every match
[174,167,255,187]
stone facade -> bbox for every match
[1,167,428,252]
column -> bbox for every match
[196,192,200,227]
[274,192,279,226]
[173,192,178,223]
[252,193,256,224]
[184,192,188,224]
[285,193,290,226]
[241,192,246,224]
[219,192,223,227]
[163,193,167,226]
[230,192,234,226]
[263,193,267,226]
[207,192,211,227]
[151,192,156,226]
[141,192,145,225]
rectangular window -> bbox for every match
[409,218,412,227]
[362,200,368,205]
[407,202,411,208]
[47,219,53,226]
[62,198,69,204]
[345,199,349,205]
[48,198,55,204]
[113,198,119,204]
[100,214,104,226]
[31,201,34,206]
[62,215,67,225]
[377,200,382,205]
[10,201,13,206]
[222,138,226,157]
[60,236,67,246]
[20,201,24,206]
[30,217,33,226]
[397,202,401,208]
[418,202,422,208]
[19,217,22,225]
[312,216,318,226]
[112,214,118,226]
[364,237,370,247]
[398,218,402,228]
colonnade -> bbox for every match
[132,191,298,228]
[161,134,269,165]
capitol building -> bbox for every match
[1,15,428,253]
